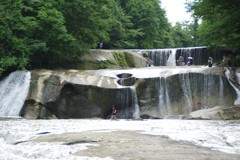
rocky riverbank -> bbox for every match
[32,130,240,160]
[1,119,240,160]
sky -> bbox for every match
[161,0,193,25]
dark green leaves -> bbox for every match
[188,0,240,50]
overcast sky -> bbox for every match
[161,0,193,25]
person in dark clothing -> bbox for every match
[110,106,117,120]
[208,57,213,67]
[228,59,231,67]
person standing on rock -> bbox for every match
[178,55,184,66]
[110,106,118,120]
[99,42,103,49]
[208,57,213,67]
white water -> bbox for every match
[158,77,172,118]
[0,71,31,117]
[130,87,140,119]
[0,119,240,160]
[179,73,193,114]
[218,76,225,105]
[166,49,177,66]
[225,68,240,105]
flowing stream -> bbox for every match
[0,48,240,159]
[225,68,240,105]
[0,119,240,160]
[166,49,177,66]
[130,87,140,119]
[0,71,31,117]
[158,77,172,118]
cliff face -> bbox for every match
[79,50,148,69]
[22,50,149,119]
[23,66,238,119]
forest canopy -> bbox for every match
[187,0,240,50]
[1,0,239,74]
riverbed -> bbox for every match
[0,119,240,160]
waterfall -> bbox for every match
[0,71,31,117]
[147,49,172,66]
[225,68,240,105]
[235,68,240,105]
[166,49,177,66]
[139,46,226,66]
[158,77,172,118]
[178,73,193,114]
[117,77,136,86]
[176,73,229,116]
[176,47,205,65]
[130,87,140,119]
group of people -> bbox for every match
[178,55,215,68]
[177,55,194,66]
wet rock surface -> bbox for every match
[188,105,240,120]
[26,67,236,119]
[32,130,240,160]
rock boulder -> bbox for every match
[188,105,240,120]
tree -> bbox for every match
[170,22,193,48]
[117,0,172,49]
[54,0,114,49]
[0,0,81,73]
[106,1,144,49]
[187,0,240,50]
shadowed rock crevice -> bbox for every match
[117,77,137,86]
[117,73,133,78]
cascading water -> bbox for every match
[130,87,140,119]
[225,68,240,105]
[118,77,136,86]
[0,71,31,117]
[151,71,232,119]
[114,86,140,119]
[179,73,230,112]
[147,49,172,66]
[176,47,207,65]
[158,77,172,118]
[139,46,226,67]
[178,73,194,114]
[166,49,177,66]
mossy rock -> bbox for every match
[124,52,135,67]
[112,52,129,67]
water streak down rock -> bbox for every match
[24,66,236,119]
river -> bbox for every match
[0,119,240,159]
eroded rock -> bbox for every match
[188,105,240,120]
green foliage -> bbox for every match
[116,0,172,49]
[0,0,84,74]
[124,52,135,67]
[187,0,240,50]
[112,52,128,67]
[98,64,109,69]
[106,60,117,65]
[1,0,202,74]
[170,22,193,48]
[43,78,49,82]
[55,0,113,49]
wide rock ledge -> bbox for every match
[188,105,240,120]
